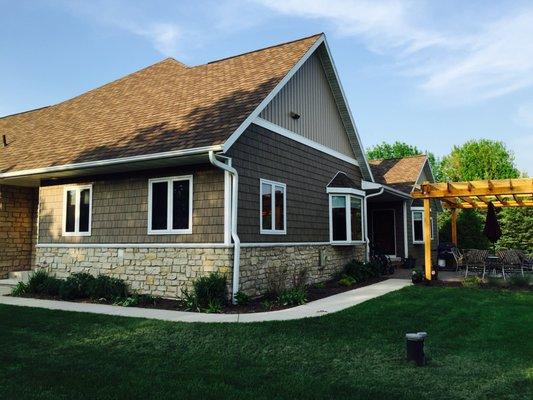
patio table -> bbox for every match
[485,255,504,279]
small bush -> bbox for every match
[266,265,288,296]
[205,300,223,313]
[462,276,483,288]
[411,269,424,284]
[344,260,381,283]
[292,267,309,289]
[27,270,51,294]
[261,299,276,311]
[278,287,307,306]
[193,272,227,308]
[314,282,326,289]
[88,275,128,301]
[508,275,531,288]
[70,273,96,297]
[180,288,200,312]
[235,291,251,306]
[40,277,62,296]
[338,275,356,287]
[486,277,510,289]
[11,282,28,297]
[59,277,82,300]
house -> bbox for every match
[0,33,438,299]
[367,155,441,264]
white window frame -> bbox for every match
[62,185,93,237]
[411,207,433,244]
[260,178,287,235]
[148,175,193,235]
[328,193,365,245]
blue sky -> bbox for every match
[1,0,532,174]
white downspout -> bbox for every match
[364,186,384,261]
[208,151,240,304]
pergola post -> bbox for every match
[451,208,458,245]
[423,198,432,281]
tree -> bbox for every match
[366,141,443,181]
[496,208,533,252]
[439,209,491,250]
[440,139,521,181]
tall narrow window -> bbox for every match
[148,176,193,234]
[329,193,364,244]
[260,179,286,234]
[63,185,92,236]
[412,209,424,243]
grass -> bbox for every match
[1,286,532,400]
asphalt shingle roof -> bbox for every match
[0,34,322,174]
[368,155,428,194]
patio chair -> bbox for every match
[497,249,525,277]
[464,249,489,278]
[451,247,464,272]
[515,250,533,273]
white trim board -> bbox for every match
[0,145,222,179]
[254,118,359,166]
[326,186,365,196]
[222,35,325,153]
[36,242,348,249]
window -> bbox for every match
[63,185,92,236]
[260,179,286,234]
[412,208,433,243]
[148,176,193,234]
[329,194,364,244]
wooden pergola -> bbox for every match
[412,178,533,280]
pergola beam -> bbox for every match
[413,178,533,198]
[443,200,533,209]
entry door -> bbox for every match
[372,209,396,256]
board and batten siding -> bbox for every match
[38,165,225,244]
[227,123,362,243]
[259,52,355,159]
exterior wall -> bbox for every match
[367,201,405,257]
[227,123,362,243]
[260,52,355,159]
[406,204,439,266]
[35,244,365,298]
[0,185,37,277]
[38,164,225,244]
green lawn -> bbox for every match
[1,286,532,400]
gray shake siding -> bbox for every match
[406,203,439,265]
[260,52,355,159]
[38,165,225,244]
[227,123,362,243]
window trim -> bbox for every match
[259,178,287,235]
[411,207,433,244]
[148,175,193,235]
[328,193,365,245]
[62,184,93,237]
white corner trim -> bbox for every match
[36,243,232,249]
[320,38,375,182]
[254,118,359,166]
[326,186,366,196]
[0,145,223,179]
[222,35,325,153]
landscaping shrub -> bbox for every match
[205,300,223,313]
[508,275,531,288]
[26,270,51,294]
[278,287,307,306]
[486,276,510,289]
[343,260,381,283]
[235,291,251,306]
[70,273,96,297]
[115,294,161,307]
[59,277,83,300]
[265,265,288,296]
[88,275,128,301]
[291,267,309,289]
[180,288,200,312]
[338,275,356,287]
[40,277,62,296]
[11,282,28,297]
[411,269,424,284]
[193,272,227,308]
[462,276,483,288]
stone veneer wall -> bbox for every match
[0,185,37,278]
[34,244,365,298]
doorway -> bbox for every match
[372,209,396,256]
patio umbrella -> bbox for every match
[483,202,502,249]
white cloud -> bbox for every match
[257,0,533,104]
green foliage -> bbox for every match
[440,139,520,182]
[27,270,51,294]
[40,277,62,296]
[314,282,326,289]
[277,287,307,306]
[496,208,533,252]
[508,275,531,288]
[486,277,510,289]
[59,277,82,300]
[462,276,483,288]
[205,300,223,314]
[70,273,96,297]
[439,209,491,250]
[411,269,424,284]
[234,291,251,306]
[87,275,128,301]
[11,282,28,296]
[180,288,200,312]
[261,299,276,311]
[366,141,442,181]
[338,275,356,287]
[343,260,381,283]
[193,272,227,309]
[114,294,161,307]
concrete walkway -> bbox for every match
[0,279,411,323]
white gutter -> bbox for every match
[0,145,223,179]
[208,151,240,304]
[364,186,384,261]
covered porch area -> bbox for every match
[412,178,533,280]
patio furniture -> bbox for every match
[485,255,503,278]
[451,247,464,272]
[497,249,526,277]
[516,250,533,272]
[464,249,490,278]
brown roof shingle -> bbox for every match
[368,155,428,194]
[0,34,322,174]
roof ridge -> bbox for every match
[369,154,428,162]
[207,33,323,64]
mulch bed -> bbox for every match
[12,276,390,314]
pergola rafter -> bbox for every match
[412,178,533,280]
